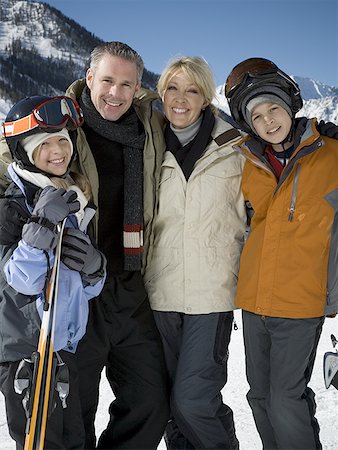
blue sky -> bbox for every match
[42,0,337,88]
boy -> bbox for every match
[225,57,338,449]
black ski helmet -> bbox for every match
[225,57,303,135]
[2,95,82,173]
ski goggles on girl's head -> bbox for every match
[225,58,279,98]
[2,96,84,138]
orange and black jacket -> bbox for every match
[235,117,338,319]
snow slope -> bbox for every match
[2,311,336,449]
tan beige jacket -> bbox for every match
[144,118,246,314]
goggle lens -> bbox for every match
[2,96,83,138]
[225,58,278,97]
[34,97,82,129]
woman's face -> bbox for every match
[162,71,208,129]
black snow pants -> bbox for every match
[0,350,85,450]
[74,271,170,450]
[154,311,239,450]
[242,310,324,450]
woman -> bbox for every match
[145,56,246,449]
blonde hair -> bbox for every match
[157,56,218,115]
[50,172,93,202]
[32,134,92,201]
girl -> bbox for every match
[0,95,106,450]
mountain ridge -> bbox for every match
[0,0,337,124]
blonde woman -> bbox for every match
[145,57,246,449]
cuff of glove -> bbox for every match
[22,221,59,251]
[81,253,107,286]
[27,215,57,231]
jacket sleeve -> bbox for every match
[4,240,50,295]
[4,234,105,298]
[0,138,12,195]
[83,271,106,300]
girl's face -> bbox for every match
[251,102,293,151]
[163,71,208,129]
[33,135,72,175]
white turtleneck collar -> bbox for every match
[170,114,203,146]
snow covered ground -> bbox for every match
[1,311,336,449]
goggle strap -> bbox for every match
[2,114,39,137]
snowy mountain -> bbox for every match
[292,75,338,101]
[0,0,99,103]
[0,0,158,121]
[0,0,337,126]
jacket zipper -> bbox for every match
[288,164,301,222]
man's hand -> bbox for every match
[317,120,338,139]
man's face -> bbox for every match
[86,54,140,121]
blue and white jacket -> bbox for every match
[0,166,105,363]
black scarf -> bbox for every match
[164,106,215,179]
[79,87,146,271]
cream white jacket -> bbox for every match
[145,118,246,314]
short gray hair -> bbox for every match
[89,41,144,82]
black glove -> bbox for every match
[61,228,105,282]
[317,120,338,139]
[22,187,80,251]
[0,198,30,245]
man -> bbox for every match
[66,41,169,450]
[0,41,169,450]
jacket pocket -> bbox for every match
[324,191,338,314]
[145,262,171,285]
[203,165,243,214]
[159,166,175,186]
[213,312,234,365]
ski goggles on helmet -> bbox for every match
[225,58,281,99]
[2,96,84,138]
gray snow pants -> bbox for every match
[242,310,324,450]
[154,311,239,450]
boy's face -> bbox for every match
[251,102,292,151]
[33,135,72,176]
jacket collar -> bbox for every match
[237,118,325,192]
[163,118,242,180]
[239,118,322,159]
